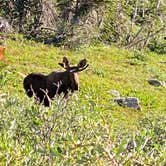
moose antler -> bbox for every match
[59,57,89,72]
[58,57,70,70]
[77,59,87,68]
[70,59,89,72]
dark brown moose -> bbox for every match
[23,57,88,106]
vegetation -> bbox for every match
[0,36,165,165]
[0,0,166,165]
[0,0,166,50]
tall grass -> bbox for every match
[0,93,165,165]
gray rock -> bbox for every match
[0,17,13,33]
[148,78,165,87]
[114,97,142,111]
[109,89,142,111]
[108,89,121,98]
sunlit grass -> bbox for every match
[0,35,165,165]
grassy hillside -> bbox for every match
[0,36,166,165]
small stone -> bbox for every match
[108,89,121,98]
[148,79,163,87]
[114,97,141,111]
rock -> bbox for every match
[0,17,13,33]
[114,97,142,111]
[109,89,142,111]
[108,89,121,98]
[148,78,165,87]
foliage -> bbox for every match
[0,95,111,165]
[0,36,166,165]
[100,0,166,49]
[0,94,165,165]
[0,1,165,50]
[112,113,166,165]
[0,0,106,47]
[148,37,166,54]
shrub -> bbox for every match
[148,38,166,54]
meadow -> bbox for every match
[0,36,165,165]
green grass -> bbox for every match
[0,35,166,165]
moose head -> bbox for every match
[23,57,88,106]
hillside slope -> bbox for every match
[0,37,165,165]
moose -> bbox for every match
[23,57,89,106]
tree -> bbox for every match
[0,0,165,50]
[52,0,106,47]
[0,0,43,33]
[101,0,166,50]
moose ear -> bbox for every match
[77,59,87,68]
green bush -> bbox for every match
[148,38,166,54]
[111,112,166,165]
